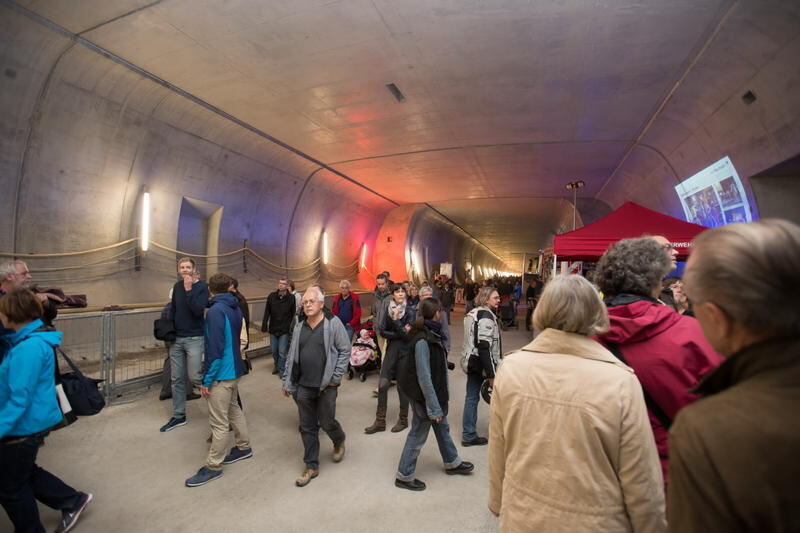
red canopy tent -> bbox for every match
[553,202,708,261]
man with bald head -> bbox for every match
[282,286,351,487]
[669,219,800,532]
[650,235,678,271]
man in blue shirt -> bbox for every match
[185,273,252,487]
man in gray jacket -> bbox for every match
[282,286,351,487]
[371,273,391,356]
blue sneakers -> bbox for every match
[222,447,253,465]
[185,467,223,487]
[159,417,187,432]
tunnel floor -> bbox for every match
[3,308,535,533]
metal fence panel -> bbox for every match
[109,309,165,393]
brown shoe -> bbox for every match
[364,407,387,434]
[391,408,409,433]
[332,442,346,463]
[295,468,319,487]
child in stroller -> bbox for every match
[348,323,382,382]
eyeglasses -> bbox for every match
[661,243,675,250]
[301,299,320,306]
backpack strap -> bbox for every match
[605,342,672,430]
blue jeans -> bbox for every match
[169,336,204,418]
[462,372,484,441]
[270,334,289,375]
[397,402,461,481]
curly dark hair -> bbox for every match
[595,237,672,297]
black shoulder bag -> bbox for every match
[56,348,105,416]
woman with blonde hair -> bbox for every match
[488,275,666,532]
[460,285,501,446]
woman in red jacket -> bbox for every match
[594,237,723,486]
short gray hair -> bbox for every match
[685,219,800,338]
[419,286,433,298]
[595,237,672,297]
[339,279,351,288]
[534,275,608,336]
[0,260,26,280]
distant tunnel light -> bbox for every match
[360,243,367,268]
[140,191,150,252]
[322,231,329,265]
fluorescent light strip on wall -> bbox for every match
[141,191,150,252]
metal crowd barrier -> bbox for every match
[52,291,376,403]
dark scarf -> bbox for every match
[604,293,660,308]
[424,319,442,334]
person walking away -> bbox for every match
[0,289,93,533]
[261,278,296,378]
[365,284,416,434]
[488,276,665,532]
[669,220,800,532]
[464,279,477,313]
[594,237,722,486]
[461,286,501,446]
[282,287,350,487]
[185,274,252,487]
[395,297,474,491]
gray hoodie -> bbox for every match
[283,308,351,394]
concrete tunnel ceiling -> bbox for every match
[6,0,800,275]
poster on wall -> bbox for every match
[674,156,752,227]
[440,262,453,279]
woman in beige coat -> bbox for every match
[488,275,666,532]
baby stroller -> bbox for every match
[347,321,382,382]
[498,297,519,330]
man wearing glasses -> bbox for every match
[282,286,351,487]
[651,235,678,270]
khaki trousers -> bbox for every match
[206,378,250,470]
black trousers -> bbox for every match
[0,435,82,533]
[293,385,345,470]
[377,340,409,411]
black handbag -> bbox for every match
[57,348,105,416]
[153,318,176,342]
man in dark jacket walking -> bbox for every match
[161,257,209,432]
[261,278,296,377]
[669,220,800,532]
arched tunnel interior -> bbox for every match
[3,0,799,305]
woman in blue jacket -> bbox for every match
[0,289,92,533]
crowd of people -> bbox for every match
[1,218,799,532]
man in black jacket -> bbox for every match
[160,258,209,432]
[261,278,296,377]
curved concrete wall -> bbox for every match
[597,2,800,219]
[1,9,399,305]
[375,204,508,286]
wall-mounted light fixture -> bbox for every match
[141,190,150,252]
[322,231,329,265]
[360,243,367,268]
